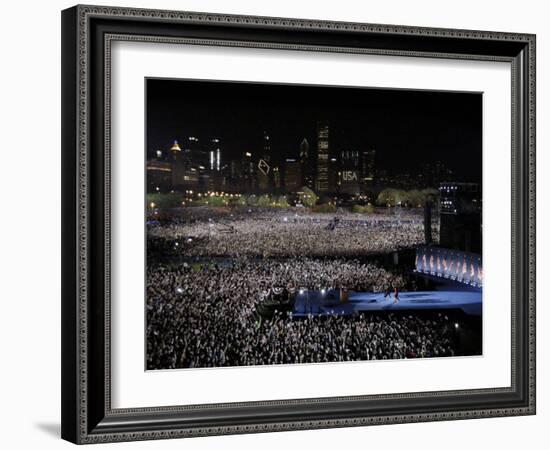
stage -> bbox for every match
[293,288,482,317]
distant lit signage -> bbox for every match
[258,159,270,175]
[342,171,358,182]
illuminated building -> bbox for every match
[257,131,273,192]
[361,148,376,184]
[146,160,172,192]
[241,151,256,191]
[339,149,360,195]
[439,182,482,253]
[209,137,222,171]
[299,138,313,189]
[328,157,339,193]
[167,139,198,191]
[284,158,301,192]
[170,139,181,153]
[315,121,330,192]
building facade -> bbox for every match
[315,121,330,193]
[439,182,482,254]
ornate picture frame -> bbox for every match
[61,5,535,444]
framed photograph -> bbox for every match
[61,5,536,444]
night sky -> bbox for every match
[146,78,482,181]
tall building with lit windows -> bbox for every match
[147,159,172,192]
[299,138,314,189]
[284,158,301,192]
[315,121,330,193]
[439,182,482,253]
[257,131,273,192]
[167,139,199,191]
[241,151,256,191]
[209,137,222,171]
[361,148,376,183]
[184,136,200,154]
[339,149,360,195]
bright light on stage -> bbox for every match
[321,289,326,294]
[176,287,183,294]
[299,289,304,294]
[455,323,459,329]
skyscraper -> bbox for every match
[170,139,181,154]
[284,158,301,192]
[183,136,201,169]
[361,148,376,182]
[341,150,360,170]
[147,159,172,192]
[258,131,274,192]
[360,148,376,193]
[439,182,482,253]
[299,138,314,189]
[339,149,360,195]
[299,138,309,161]
[209,138,221,171]
[243,152,256,191]
[262,131,271,161]
[169,140,182,188]
[169,139,199,191]
[315,121,329,193]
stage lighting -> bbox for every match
[176,287,183,294]
[321,289,326,294]
[299,289,304,294]
[454,323,459,329]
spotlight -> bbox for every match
[176,287,183,294]
[321,289,326,294]
[454,323,459,329]
[299,289,304,294]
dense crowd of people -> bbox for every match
[143,205,475,370]
[146,258,458,369]
[148,208,439,258]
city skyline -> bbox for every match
[147,78,482,184]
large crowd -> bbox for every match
[144,206,470,370]
[146,258,459,369]
[148,208,439,259]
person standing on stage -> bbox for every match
[394,287,399,303]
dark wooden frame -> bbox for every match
[61,4,536,444]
